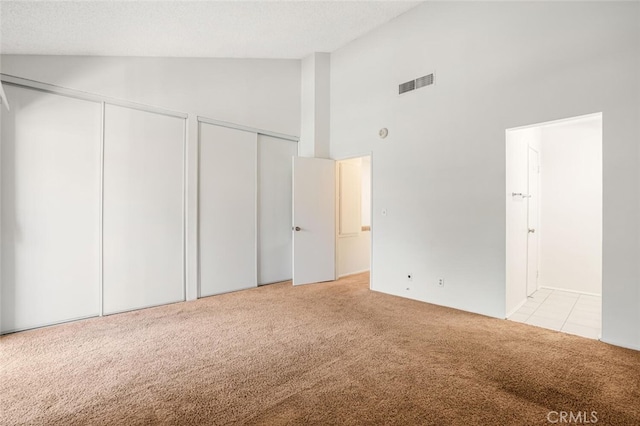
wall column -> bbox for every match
[300,52,330,158]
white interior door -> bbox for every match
[526,147,540,296]
[199,123,257,296]
[292,157,335,285]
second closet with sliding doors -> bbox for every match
[198,119,297,297]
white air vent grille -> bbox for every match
[398,80,415,94]
[415,73,434,88]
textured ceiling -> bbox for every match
[0,1,422,59]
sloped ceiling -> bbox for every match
[0,1,422,59]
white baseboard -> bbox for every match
[538,284,601,297]
[599,338,640,352]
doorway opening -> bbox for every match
[336,155,372,286]
[505,113,602,340]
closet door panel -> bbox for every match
[103,105,184,314]
[199,123,256,296]
[1,85,101,333]
[258,135,296,284]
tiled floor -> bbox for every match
[508,288,601,340]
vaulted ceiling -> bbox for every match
[0,1,422,59]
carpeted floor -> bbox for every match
[1,272,639,425]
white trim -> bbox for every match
[506,112,603,133]
[258,280,291,286]
[197,115,299,142]
[99,102,106,317]
[0,80,9,110]
[182,118,188,303]
[334,161,339,280]
[196,121,202,299]
[538,285,602,298]
[102,299,184,317]
[254,132,259,288]
[0,74,188,119]
[197,285,257,298]
[369,153,374,291]
[1,314,99,335]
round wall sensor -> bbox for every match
[379,128,389,139]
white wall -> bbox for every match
[300,54,316,158]
[299,52,330,158]
[361,156,371,227]
[539,116,602,295]
[0,56,300,135]
[1,55,301,303]
[330,2,640,349]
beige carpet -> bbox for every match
[1,272,639,425]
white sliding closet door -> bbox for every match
[1,85,101,333]
[199,123,257,296]
[103,105,185,314]
[258,135,296,284]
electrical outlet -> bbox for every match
[407,274,413,281]
[438,278,444,287]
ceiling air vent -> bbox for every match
[415,73,434,89]
[398,80,415,95]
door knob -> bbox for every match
[528,228,536,234]
[293,226,301,232]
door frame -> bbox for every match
[505,112,603,318]
[333,152,374,290]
